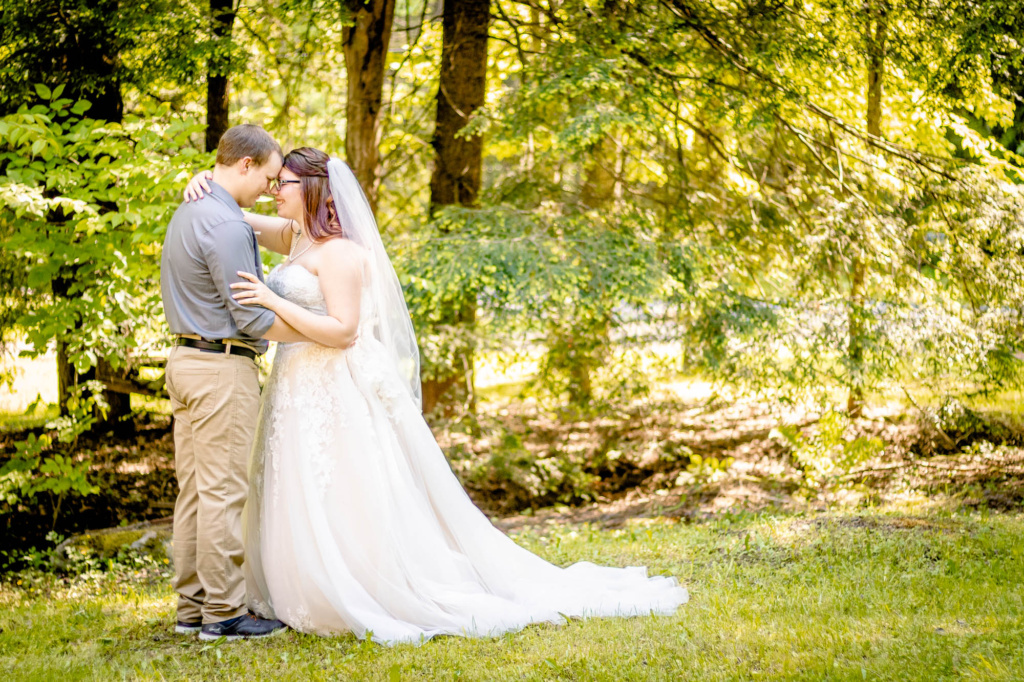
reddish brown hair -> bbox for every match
[282,147,343,242]
[215,124,282,166]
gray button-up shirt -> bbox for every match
[160,181,275,352]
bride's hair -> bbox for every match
[282,147,344,241]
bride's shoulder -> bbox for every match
[317,237,369,272]
[319,236,362,257]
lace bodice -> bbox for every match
[267,264,329,315]
[266,263,374,329]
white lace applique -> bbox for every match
[263,266,348,498]
[288,605,313,633]
[291,345,341,496]
[263,354,292,511]
[371,362,404,417]
[250,593,274,619]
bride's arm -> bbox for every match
[242,211,295,256]
[231,240,362,349]
[183,170,295,255]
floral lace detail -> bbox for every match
[287,605,313,633]
[261,266,355,499]
[291,345,343,495]
[249,593,274,619]
[351,343,407,420]
[267,264,327,314]
[260,357,292,511]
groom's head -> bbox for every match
[212,124,283,208]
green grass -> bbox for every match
[1,508,1021,681]
[0,403,59,433]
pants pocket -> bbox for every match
[175,370,222,421]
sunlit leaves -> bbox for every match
[0,97,207,375]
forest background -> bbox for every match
[1,0,1024,571]
[3,1,1024,679]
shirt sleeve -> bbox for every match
[197,219,277,340]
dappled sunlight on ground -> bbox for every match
[4,349,1024,563]
[0,349,57,413]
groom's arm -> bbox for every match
[199,220,314,343]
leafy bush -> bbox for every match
[0,383,108,522]
[772,410,885,499]
[0,87,207,382]
[0,87,204,520]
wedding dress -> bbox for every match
[242,261,689,644]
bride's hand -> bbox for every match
[231,271,282,310]
[184,170,214,202]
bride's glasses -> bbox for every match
[269,178,301,193]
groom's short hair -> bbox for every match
[215,124,282,167]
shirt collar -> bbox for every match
[207,180,245,219]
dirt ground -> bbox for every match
[3,383,1022,561]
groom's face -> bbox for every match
[237,153,284,208]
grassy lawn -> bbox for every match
[1,508,1021,681]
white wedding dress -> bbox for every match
[243,263,688,644]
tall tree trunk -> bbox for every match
[54,267,80,419]
[54,16,128,427]
[848,1,887,418]
[342,0,396,212]
[422,0,491,416]
[205,0,236,152]
[429,0,490,211]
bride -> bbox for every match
[188,147,687,644]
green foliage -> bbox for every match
[0,93,207,377]
[228,0,354,149]
[0,383,111,521]
[457,0,1024,410]
[401,201,672,406]
[3,527,173,580]
[0,0,214,118]
[772,410,885,497]
[0,92,204,521]
[2,0,1024,440]
[676,453,735,486]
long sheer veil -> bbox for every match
[326,157,421,409]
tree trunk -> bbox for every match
[205,0,236,152]
[49,5,129,428]
[429,0,490,211]
[422,0,491,416]
[848,1,887,418]
[342,0,396,213]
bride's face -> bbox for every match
[273,167,303,222]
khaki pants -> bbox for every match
[166,345,261,624]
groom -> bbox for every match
[160,124,305,641]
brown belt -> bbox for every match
[175,337,258,360]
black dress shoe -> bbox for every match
[174,619,202,635]
[199,613,288,641]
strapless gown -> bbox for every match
[242,263,688,644]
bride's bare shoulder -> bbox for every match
[317,237,368,274]
[319,236,364,258]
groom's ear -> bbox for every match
[237,156,255,173]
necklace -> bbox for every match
[288,229,314,262]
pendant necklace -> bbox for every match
[288,228,314,262]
